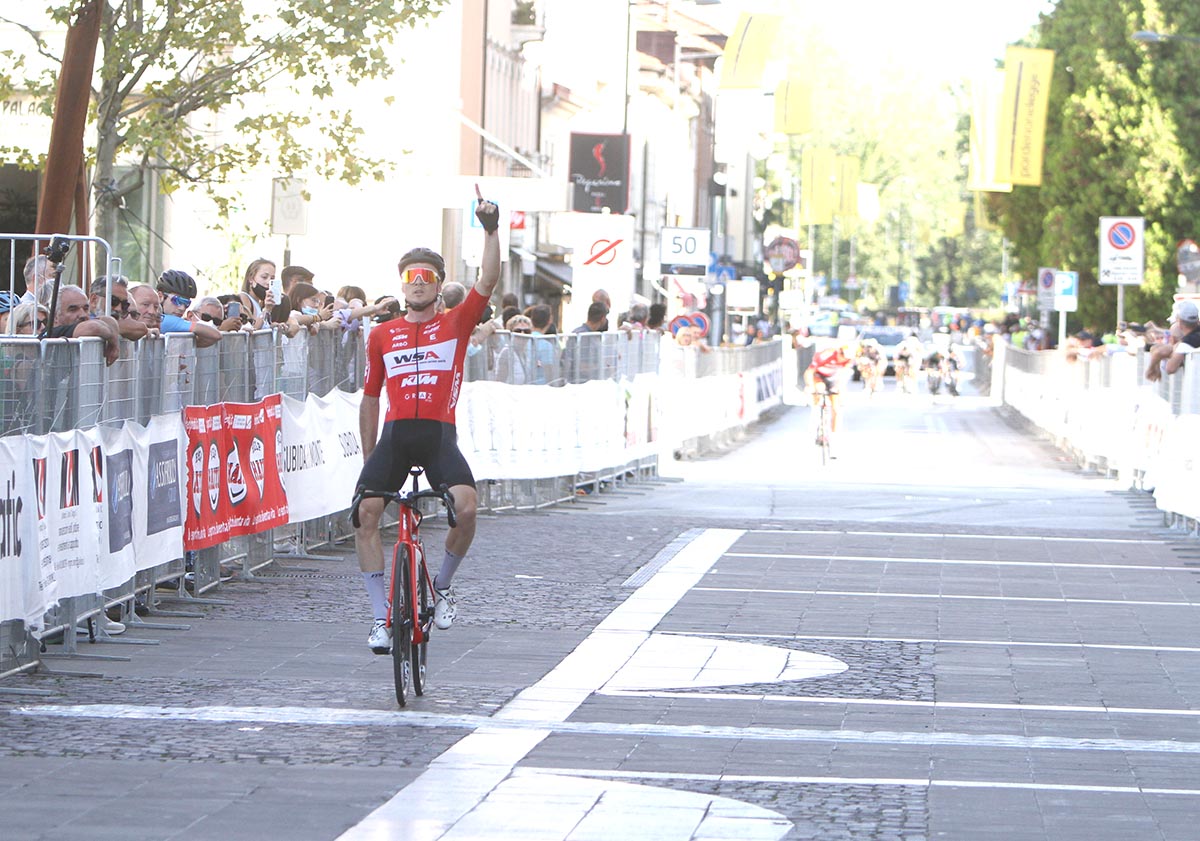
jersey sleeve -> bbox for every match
[363,324,384,397]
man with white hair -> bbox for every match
[1146,300,1200,382]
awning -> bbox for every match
[535,258,572,294]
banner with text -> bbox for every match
[184,395,289,551]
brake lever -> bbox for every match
[439,484,458,529]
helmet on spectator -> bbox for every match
[157,269,197,299]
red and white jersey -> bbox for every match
[809,346,854,377]
[363,288,488,424]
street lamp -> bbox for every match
[1132,30,1200,45]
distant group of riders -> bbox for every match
[855,336,963,397]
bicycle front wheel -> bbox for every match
[391,543,413,707]
[411,543,430,696]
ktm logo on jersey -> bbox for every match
[400,373,438,387]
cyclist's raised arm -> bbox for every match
[473,184,501,299]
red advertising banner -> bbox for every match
[184,394,289,550]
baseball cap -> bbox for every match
[1174,300,1200,324]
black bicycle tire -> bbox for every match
[392,543,412,707]
[819,398,830,465]
[411,542,429,696]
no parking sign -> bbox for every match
[1098,216,1144,286]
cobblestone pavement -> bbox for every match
[4,391,1200,840]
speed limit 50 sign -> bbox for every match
[660,226,710,268]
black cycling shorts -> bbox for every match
[813,370,839,395]
[357,419,476,493]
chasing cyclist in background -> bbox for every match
[804,341,857,453]
[894,334,924,394]
[855,338,886,396]
[353,186,500,654]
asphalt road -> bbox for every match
[3,374,1197,841]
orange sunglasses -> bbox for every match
[400,267,439,286]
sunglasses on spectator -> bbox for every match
[167,294,191,308]
[198,313,221,324]
[111,295,130,312]
[400,267,439,286]
[512,328,531,334]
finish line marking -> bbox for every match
[16,701,1200,755]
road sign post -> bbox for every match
[1099,216,1144,327]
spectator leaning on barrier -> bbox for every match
[89,275,151,341]
[287,281,335,333]
[9,301,46,335]
[157,271,221,348]
[191,295,243,333]
[46,285,121,365]
[128,283,162,329]
[573,301,609,334]
[1146,301,1200,382]
[527,303,559,384]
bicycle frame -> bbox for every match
[389,478,434,648]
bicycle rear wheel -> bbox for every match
[391,543,413,707]
[818,399,830,465]
[411,543,430,696]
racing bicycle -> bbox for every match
[351,469,457,707]
[813,383,833,465]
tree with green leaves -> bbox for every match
[0,0,445,256]
[988,0,1200,331]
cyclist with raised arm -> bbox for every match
[804,340,857,451]
[354,187,500,654]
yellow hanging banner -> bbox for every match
[995,46,1055,186]
[774,79,813,134]
[719,13,782,90]
[799,147,835,226]
[969,70,1012,193]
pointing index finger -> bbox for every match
[475,182,484,202]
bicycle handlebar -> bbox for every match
[350,485,458,530]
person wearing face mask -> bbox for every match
[238,258,294,333]
[287,282,335,333]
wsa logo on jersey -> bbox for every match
[383,338,457,377]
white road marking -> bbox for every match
[340,527,750,840]
[674,631,1200,654]
[724,552,1189,572]
[695,587,1200,608]
[517,767,1200,798]
[599,689,1200,718]
[749,529,1162,544]
[18,702,1200,754]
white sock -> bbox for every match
[435,550,465,591]
[362,571,388,622]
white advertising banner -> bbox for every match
[127,414,186,573]
[34,430,102,601]
[280,390,365,523]
[0,435,54,628]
